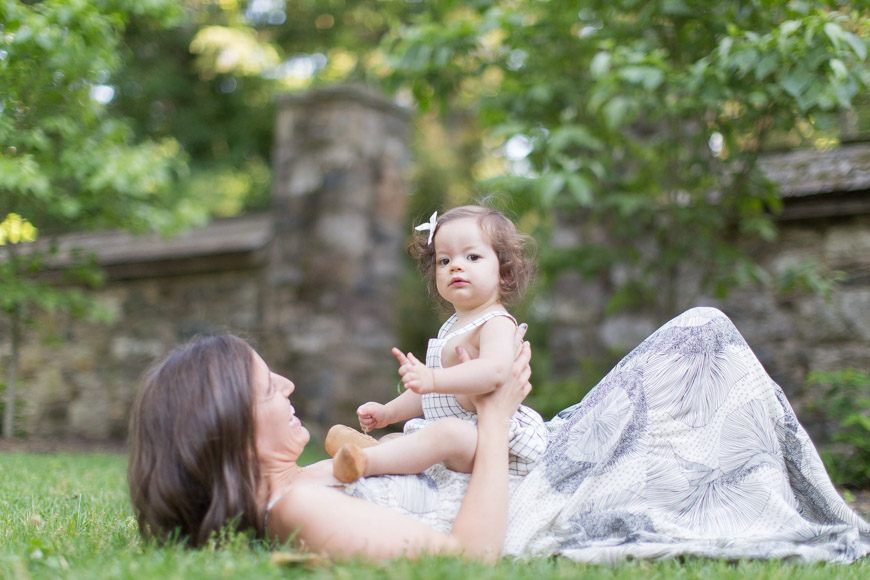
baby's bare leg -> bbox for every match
[364,417,477,476]
[377,432,404,443]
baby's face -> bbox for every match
[433,218,501,311]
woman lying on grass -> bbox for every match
[128,327,530,561]
[128,308,870,563]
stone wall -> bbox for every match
[548,213,870,395]
[546,144,870,439]
[266,86,411,431]
[723,213,870,425]
[719,145,870,408]
[22,263,268,440]
[3,85,411,441]
[3,85,868,443]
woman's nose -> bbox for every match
[274,373,295,396]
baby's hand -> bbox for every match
[391,348,435,394]
[357,402,390,432]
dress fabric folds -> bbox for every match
[346,307,870,563]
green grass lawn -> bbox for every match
[2,451,870,580]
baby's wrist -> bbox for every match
[426,369,436,394]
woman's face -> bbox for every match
[252,353,310,461]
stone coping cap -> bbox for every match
[37,213,274,268]
[760,140,870,198]
[275,83,412,121]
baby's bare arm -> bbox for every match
[397,317,519,396]
[357,388,422,431]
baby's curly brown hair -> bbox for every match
[408,205,536,311]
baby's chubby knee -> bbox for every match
[429,417,478,448]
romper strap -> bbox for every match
[442,310,517,342]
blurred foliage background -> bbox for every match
[2,0,870,433]
[113,0,870,341]
[106,0,870,321]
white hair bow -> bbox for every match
[414,211,438,245]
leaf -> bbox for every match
[603,96,632,129]
[841,30,868,61]
[539,173,565,207]
[824,22,844,49]
[834,77,859,108]
[740,214,777,242]
[567,173,594,206]
[780,20,801,37]
[528,84,553,103]
[781,68,812,98]
[590,51,611,78]
[754,54,778,80]
[618,65,664,90]
[829,58,848,80]
[587,159,607,180]
[0,213,38,245]
[732,48,759,75]
[548,125,604,152]
[717,36,733,59]
[822,22,866,61]
[748,91,769,108]
[661,0,691,16]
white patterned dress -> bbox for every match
[345,307,870,563]
[403,310,548,476]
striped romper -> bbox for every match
[405,310,548,476]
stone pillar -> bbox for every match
[268,85,411,434]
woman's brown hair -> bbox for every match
[409,205,536,310]
[127,334,264,547]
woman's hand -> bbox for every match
[465,323,532,421]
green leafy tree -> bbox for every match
[107,1,469,356]
[109,0,427,217]
[381,0,870,317]
[806,369,870,489]
[0,0,201,438]
[110,1,277,216]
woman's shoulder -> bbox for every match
[267,481,347,539]
[272,481,338,509]
[267,462,344,524]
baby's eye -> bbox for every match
[438,257,450,266]
[467,254,480,262]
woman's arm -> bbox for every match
[269,483,465,560]
[396,316,518,396]
[271,329,532,561]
